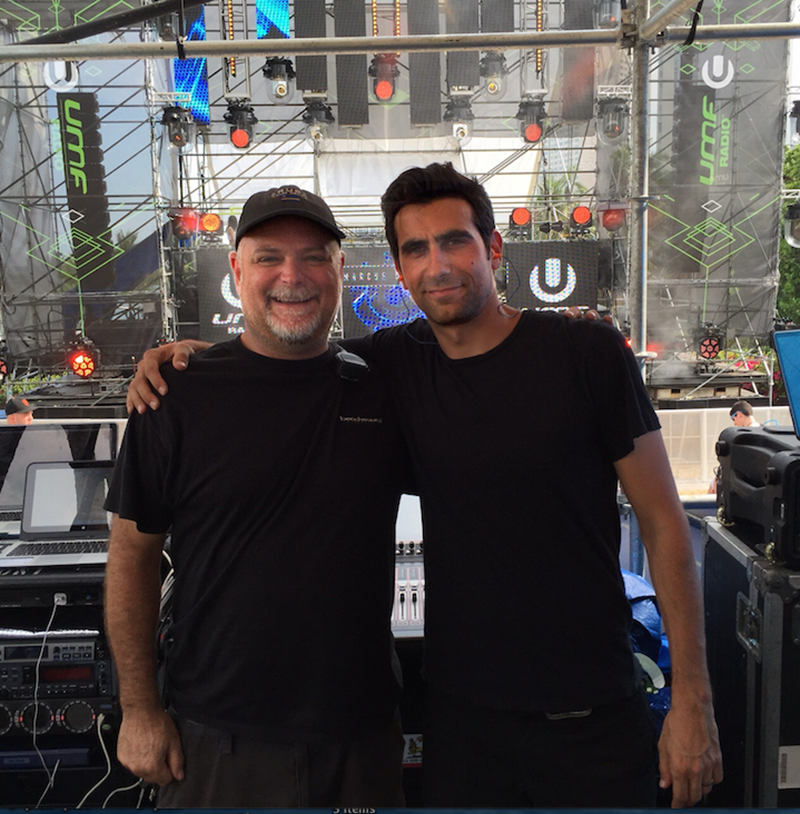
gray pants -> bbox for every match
[157,712,405,808]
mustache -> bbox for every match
[267,286,320,303]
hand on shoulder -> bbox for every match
[127,340,211,415]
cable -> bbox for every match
[75,713,111,809]
[102,778,143,809]
[34,758,60,809]
[31,600,60,803]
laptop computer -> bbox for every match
[0,422,118,538]
[0,460,115,567]
[774,329,800,435]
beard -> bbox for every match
[260,284,330,345]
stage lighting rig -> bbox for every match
[263,57,296,104]
[303,99,335,148]
[597,97,628,143]
[224,100,258,149]
[516,98,546,144]
[569,205,593,234]
[161,105,196,153]
[597,201,628,233]
[479,52,508,99]
[785,202,800,248]
[369,54,400,103]
[66,339,98,378]
[698,324,723,360]
[508,208,532,240]
[444,92,474,145]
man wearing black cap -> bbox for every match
[105,186,410,807]
[5,396,35,425]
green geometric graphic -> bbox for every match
[28,228,123,282]
[656,210,755,271]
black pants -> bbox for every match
[157,711,405,808]
[422,685,659,807]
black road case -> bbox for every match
[703,519,800,807]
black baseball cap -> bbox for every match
[5,396,34,415]
[235,186,346,248]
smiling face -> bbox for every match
[231,216,344,359]
[393,196,502,327]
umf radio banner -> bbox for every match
[57,92,116,292]
[648,0,789,345]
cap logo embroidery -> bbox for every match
[273,185,306,202]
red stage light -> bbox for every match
[511,207,532,226]
[199,212,223,234]
[67,346,97,378]
[169,208,200,240]
[601,208,626,232]
[375,79,394,101]
[570,205,593,227]
[230,128,250,149]
[523,122,542,144]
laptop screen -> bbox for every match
[21,461,114,538]
[774,330,800,437]
[0,423,118,513]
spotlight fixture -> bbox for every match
[302,100,335,148]
[369,54,400,102]
[597,201,628,233]
[66,339,98,378]
[594,0,622,28]
[597,97,628,143]
[198,212,224,238]
[263,57,296,104]
[160,105,196,153]
[224,100,258,149]
[569,205,593,233]
[444,95,474,144]
[698,324,723,360]
[169,207,200,241]
[168,208,225,241]
[539,221,564,235]
[479,52,508,99]
[508,208,532,240]
[785,202,800,248]
[516,98,546,144]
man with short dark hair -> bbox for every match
[730,399,759,427]
[105,186,409,808]
[129,164,722,808]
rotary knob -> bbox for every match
[0,704,11,736]
[59,700,96,733]
[17,702,54,734]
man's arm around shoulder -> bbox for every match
[615,431,723,809]
[105,515,184,786]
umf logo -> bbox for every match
[212,272,244,330]
[61,99,88,195]
[697,52,733,186]
[529,257,576,304]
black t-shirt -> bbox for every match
[347,310,660,712]
[107,338,410,742]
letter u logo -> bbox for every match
[529,258,577,303]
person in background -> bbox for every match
[730,399,760,427]
[5,396,35,425]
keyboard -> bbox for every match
[10,541,108,555]
[0,510,22,522]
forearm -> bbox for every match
[642,516,711,701]
[105,516,166,715]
